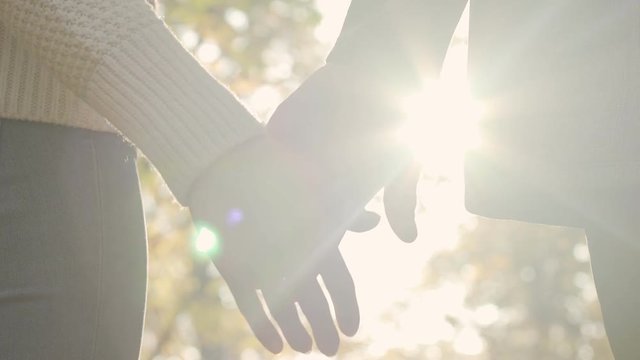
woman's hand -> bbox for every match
[187,135,363,355]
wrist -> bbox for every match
[185,131,270,208]
[267,64,405,155]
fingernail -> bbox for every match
[318,337,339,357]
[340,317,360,337]
[291,333,313,353]
[401,227,418,243]
[262,335,283,354]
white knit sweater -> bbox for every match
[0,0,263,203]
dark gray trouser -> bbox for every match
[0,119,147,359]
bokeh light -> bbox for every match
[226,208,244,227]
[194,226,221,257]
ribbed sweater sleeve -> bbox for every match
[0,0,263,204]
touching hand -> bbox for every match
[268,64,421,243]
[187,134,369,356]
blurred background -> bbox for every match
[138,1,614,359]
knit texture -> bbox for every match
[0,22,111,131]
[0,0,263,203]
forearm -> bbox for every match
[266,65,413,231]
[269,0,470,151]
[268,1,468,227]
[0,0,262,204]
[327,0,468,91]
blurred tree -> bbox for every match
[375,218,614,360]
[453,220,612,359]
[160,0,325,119]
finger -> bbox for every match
[226,281,283,353]
[262,287,312,353]
[319,250,360,337]
[348,210,381,232]
[384,162,421,242]
[296,279,340,356]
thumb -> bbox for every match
[383,162,421,242]
[348,210,381,233]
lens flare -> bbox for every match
[396,79,485,175]
[194,226,221,257]
[226,208,244,227]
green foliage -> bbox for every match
[161,0,323,108]
[379,219,613,359]
[462,220,612,359]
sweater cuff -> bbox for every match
[86,22,263,204]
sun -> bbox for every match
[396,79,485,176]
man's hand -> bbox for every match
[383,161,421,242]
[268,64,421,243]
[187,134,371,356]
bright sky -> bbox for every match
[296,2,487,358]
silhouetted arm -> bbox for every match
[328,0,468,90]
[269,0,468,242]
